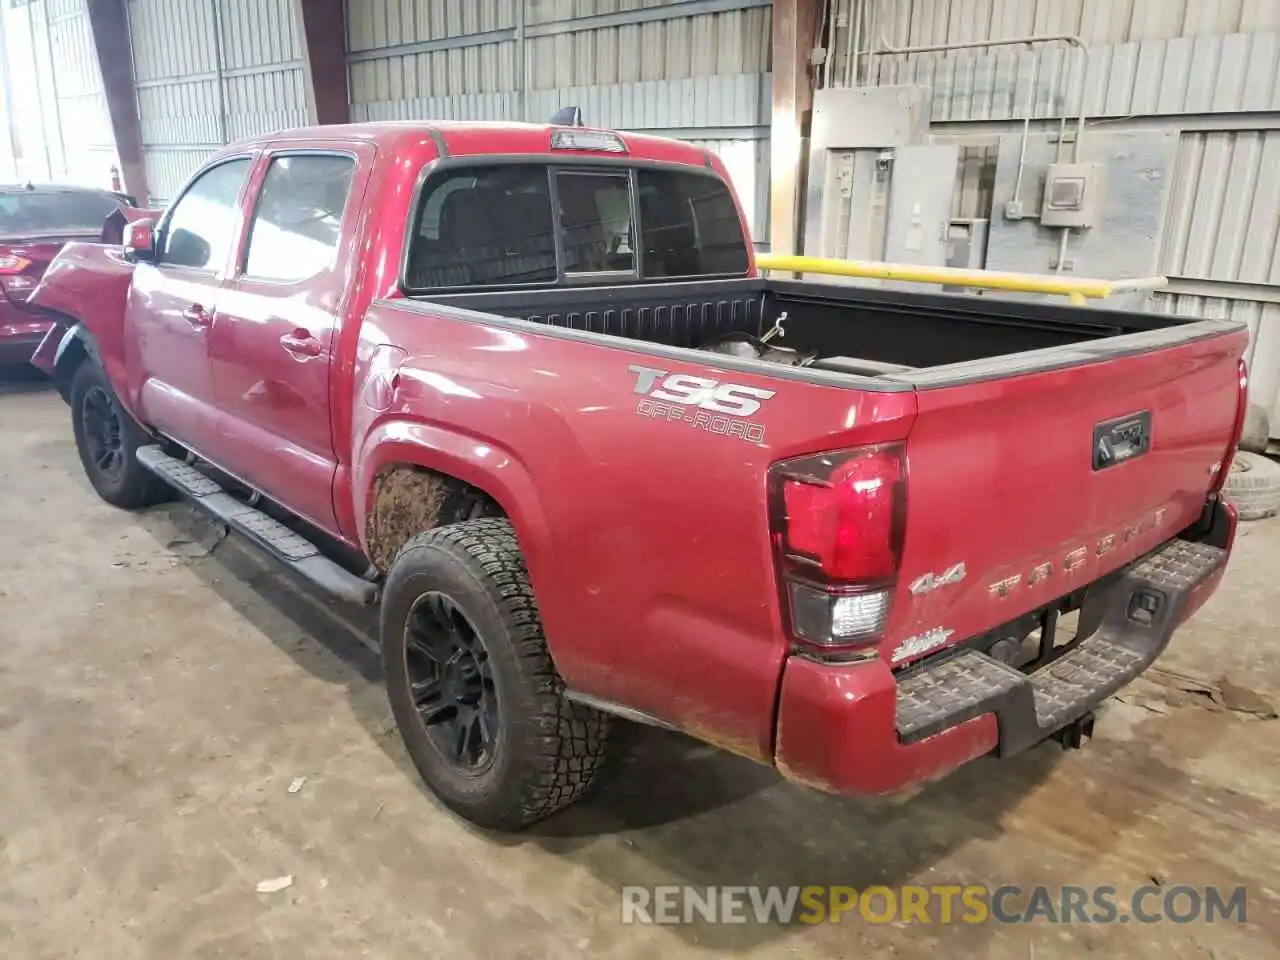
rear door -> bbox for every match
[209,146,368,535]
[883,328,1248,665]
[130,156,254,458]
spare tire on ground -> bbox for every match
[1240,402,1271,455]
[1224,451,1280,521]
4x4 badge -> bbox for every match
[908,562,966,596]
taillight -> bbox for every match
[1209,358,1248,496]
[769,443,906,653]
[0,255,31,275]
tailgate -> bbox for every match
[882,322,1248,665]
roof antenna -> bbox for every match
[550,105,583,127]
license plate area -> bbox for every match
[1093,410,1151,471]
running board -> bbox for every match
[135,445,379,606]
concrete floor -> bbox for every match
[2,376,1279,959]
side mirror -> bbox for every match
[123,218,156,263]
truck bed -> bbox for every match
[421,277,1222,387]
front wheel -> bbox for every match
[380,518,611,830]
[69,360,170,510]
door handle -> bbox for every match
[280,330,322,358]
[181,304,211,329]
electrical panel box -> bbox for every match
[1040,162,1101,228]
[986,130,1177,280]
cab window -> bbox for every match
[404,163,747,292]
[161,159,252,271]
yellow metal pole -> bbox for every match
[755,253,1126,301]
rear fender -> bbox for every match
[28,242,135,400]
[355,423,555,624]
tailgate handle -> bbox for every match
[1093,410,1151,471]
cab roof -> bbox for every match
[228,121,715,169]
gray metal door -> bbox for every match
[883,144,959,267]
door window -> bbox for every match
[161,158,252,271]
[243,154,356,282]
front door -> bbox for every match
[210,148,365,535]
[130,156,254,458]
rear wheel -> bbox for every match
[380,518,611,830]
[69,361,170,509]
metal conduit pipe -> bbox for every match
[873,25,1092,277]
[843,0,861,88]
[819,0,834,88]
[871,29,1090,157]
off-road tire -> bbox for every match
[1224,451,1280,521]
[69,360,171,510]
[380,518,611,830]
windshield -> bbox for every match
[0,191,118,239]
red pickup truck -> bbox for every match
[29,121,1248,830]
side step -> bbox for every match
[135,445,379,606]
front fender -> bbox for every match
[28,242,135,397]
[30,319,76,377]
[30,321,96,400]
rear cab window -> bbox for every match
[404,162,748,292]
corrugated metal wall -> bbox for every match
[837,0,1280,435]
[127,0,309,202]
[1162,131,1280,285]
[1148,291,1280,438]
[869,30,1280,123]
[872,0,1280,47]
[0,0,116,187]
[346,0,774,238]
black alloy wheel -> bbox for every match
[404,592,499,772]
[80,384,125,480]
[69,360,172,509]
[379,518,612,829]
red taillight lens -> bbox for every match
[775,444,905,583]
[770,443,907,652]
[0,255,31,275]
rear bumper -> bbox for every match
[774,507,1234,796]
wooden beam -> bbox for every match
[769,0,820,256]
[86,0,147,203]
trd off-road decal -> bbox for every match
[627,364,775,444]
